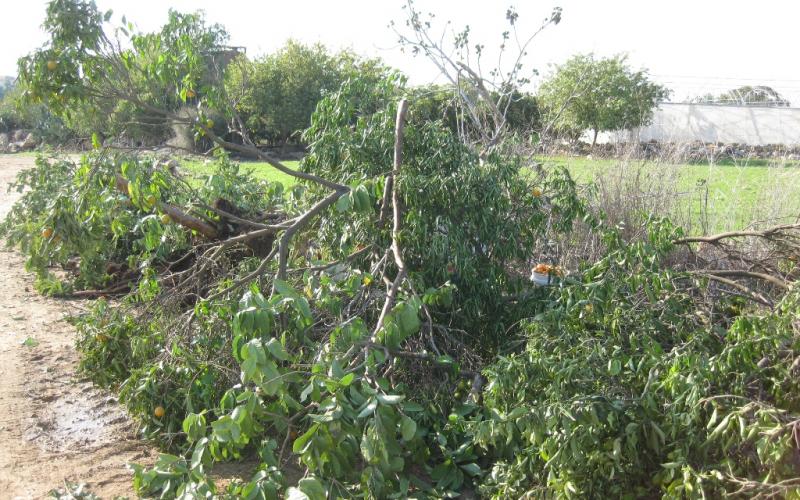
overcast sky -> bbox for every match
[3,0,800,104]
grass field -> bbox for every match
[182,158,300,186]
[180,155,800,234]
[541,155,800,232]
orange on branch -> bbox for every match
[154,406,165,418]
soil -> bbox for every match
[0,155,153,499]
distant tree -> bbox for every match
[538,54,670,146]
[0,76,15,100]
[225,41,388,147]
[690,85,790,106]
[407,84,540,138]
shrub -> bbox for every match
[225,41,389,147]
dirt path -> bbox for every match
[0,155,153,499]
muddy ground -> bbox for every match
[0,155,153,499]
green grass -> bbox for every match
[540,155,800,232]
[182,158,300,186]
[179,154,800,234]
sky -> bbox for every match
[3,0,800,104]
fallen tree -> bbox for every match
[2,1,800,498]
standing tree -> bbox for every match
[225,41,387,148]
[538,54,669,147]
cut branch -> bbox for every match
[674,223,800,245]
[373,99,410,338]
[690,269,789,290]
[114,175,219,238]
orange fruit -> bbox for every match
[185,89,196,98]
[42,227,54,239]
[46,60,57,71]
[146,195,157,207]
[205,119,214,129]
[154,406,165,418]
[532,187,542,198]
[160,214,171,225]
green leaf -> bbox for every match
[377,394,404,405]
[339,372,355,387]
[20,337,39,347]
[265,338,290,361]
[435,355,455,366]
[403,401,424,412]
[182,413,206,442]
[297,477,326,500]
[400,415,417,441]
[292,423,319,453]
[395,301,421,337]
[357,399,378,418]
[459,463,482,477]
[335,192,352,212]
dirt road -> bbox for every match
[0,155,152,499]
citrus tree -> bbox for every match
[538,53,670,146]
[225,41,387,147]
[4,1,800,498]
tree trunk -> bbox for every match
[591,128,599,149]
[114,175,219,239]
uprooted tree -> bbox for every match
[3,0,800,498]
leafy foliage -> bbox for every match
[5,2,800,499]
[471,221,800,498]
[538,53,670,144]
[303,74,586,346]
[18,3,229,145]
[226,40,388,147]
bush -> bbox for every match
[472,220,800,498]
[408,85,541,141]
[0,82,73,142]
[225,40,389,147]
[6,2,799,497]
[302,74,583,347]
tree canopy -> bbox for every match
[538,54,670,145]
[225,41,388,147]
[691,85,791,107]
